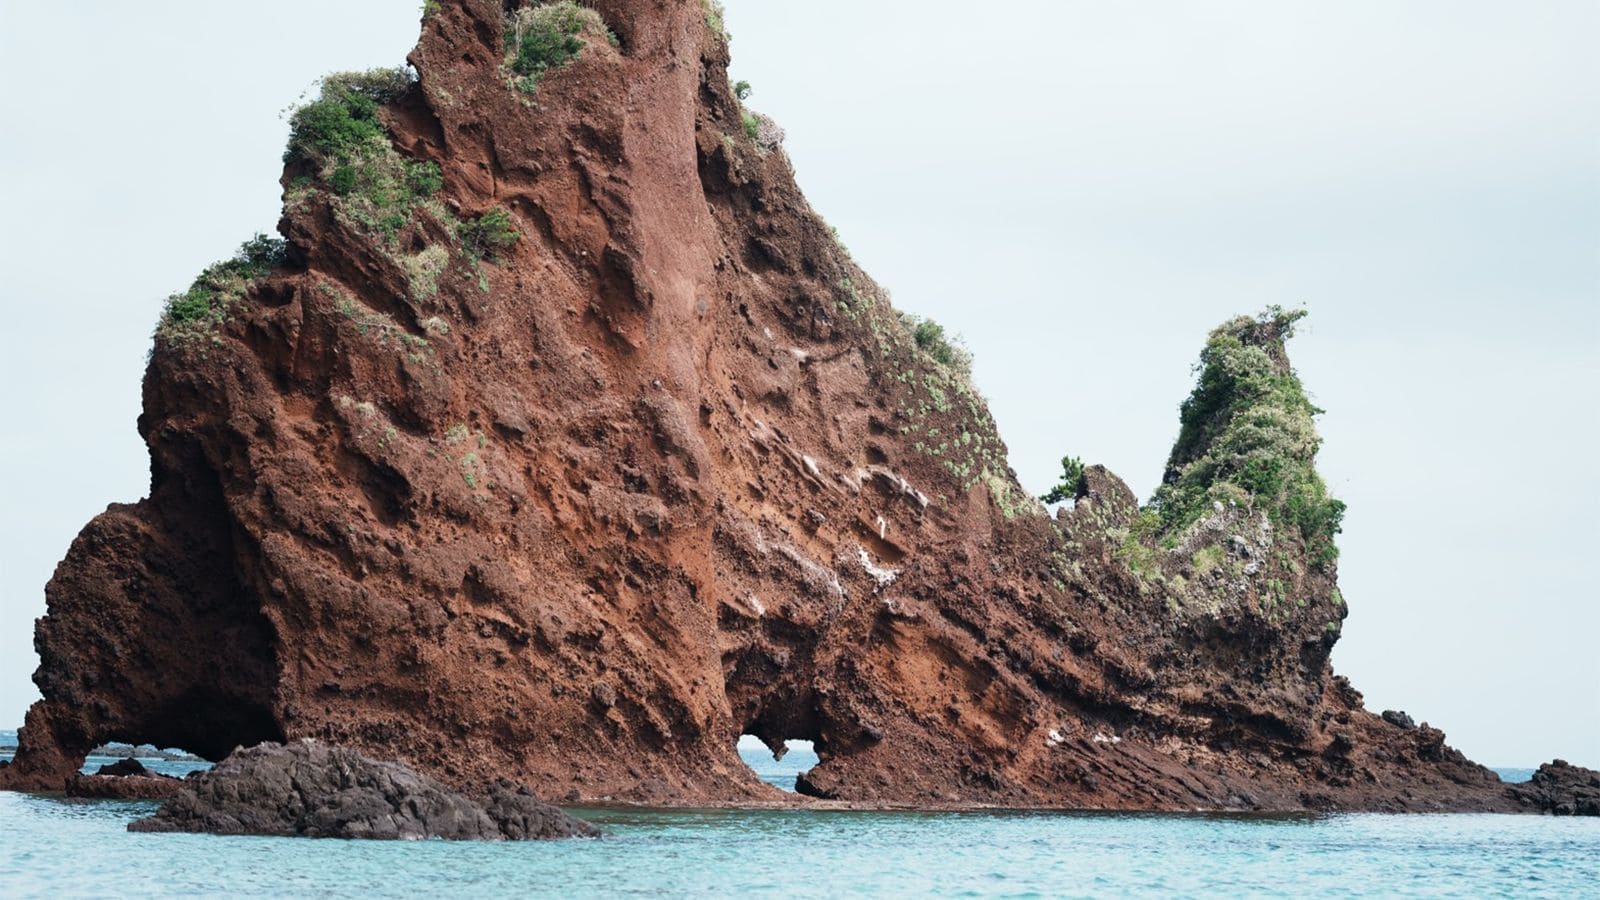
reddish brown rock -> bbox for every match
[0,0,1579,813]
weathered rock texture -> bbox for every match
[1509,761,1600,817]
[0,0,1580,812]
[129,741,596,840]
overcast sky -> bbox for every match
[0,1,1595,765]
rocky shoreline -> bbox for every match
[1508,761,1600,817]
[12,731,1600,827]
[24,737,1597,822]
[128,741,596,841]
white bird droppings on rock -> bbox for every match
[857,546,900,590]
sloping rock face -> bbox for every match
[129,741,596,840]
[0,0,1553,812]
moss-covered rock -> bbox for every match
[1153,307,1345,568]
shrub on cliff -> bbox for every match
[406,161,444,197]
[505,2,608,92]
[158,234,288,341]
[1152,307,1345,565]
[284,68,414,164]
[283,68,446,246]
[901,314,972,374]
[459,208,521,261]
[1040,456,1087,505]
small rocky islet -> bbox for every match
[0,0,1594,833]
[127,741,597,841]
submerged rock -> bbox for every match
[1509,760,1600,816]
[129,741,597,840]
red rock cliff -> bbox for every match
[0,0,1525,811]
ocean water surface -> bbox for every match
[2,732,1595,897]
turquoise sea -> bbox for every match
[3,730,1596,897]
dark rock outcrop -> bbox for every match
[1509,761,1600,816]
[0,0,1583,813]
[94,757,153,777]
[1382,710,1417,730]
[129,741,597,840]
[64,757,185,801]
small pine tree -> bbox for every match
[1040,456,1086,504]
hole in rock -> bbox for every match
[737,734,818,793]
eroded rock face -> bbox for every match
[0,0,1575,812]
[129,741,596,840]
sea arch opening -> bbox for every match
[736,734,818,793]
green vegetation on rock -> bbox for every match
[901,314,972,374]
[278,59,523,324]
[730,80,782,152]
[703,0,728,42]
[285,69,414,165]
[1040,455,1086,505]
[157,234,288,345]
[284,68,444,246]
[505,2,607,93]
[458,208,521,261]
[1153,307,1345,566]
[1192,544,1226,576]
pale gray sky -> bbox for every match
[0,1,1595,765]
